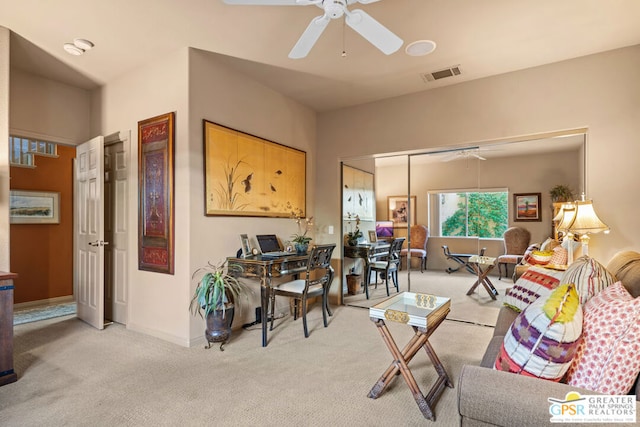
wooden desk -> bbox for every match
[227,255,308,347]
[466,255,499,300]
[368,292,452,420]
[344,242,390,289]
[0,272,18,387]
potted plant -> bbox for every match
[291,209,313,254]
[549,185,574,203]
[189,260,251,351]
[345,213,363,246]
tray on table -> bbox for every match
[369,292,451,328]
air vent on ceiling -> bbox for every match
[421,65,462,83]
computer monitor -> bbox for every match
[256,234,282,253]
[375,221,394,238]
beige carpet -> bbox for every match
[345,269,511,327]
[0,301,496,426]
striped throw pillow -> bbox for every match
[495,283,583,381]
[560,256,615,305]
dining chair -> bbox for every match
[496,226,531,280]
[269,244,336,338]
[400,224,429,272]
[366,237,405,299]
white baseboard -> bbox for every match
[14,295,74,310]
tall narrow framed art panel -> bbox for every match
[203,120,306,218]
[138,112,175,274]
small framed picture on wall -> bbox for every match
[388,195,416,228]
[514,193,542,221]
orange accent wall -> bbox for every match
[10,145,75,304]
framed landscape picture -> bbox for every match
[514,192,541,221]
[9,190,60,224]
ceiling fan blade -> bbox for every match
[223,0,317,5]
[472,153,487,161]
[345,9,403,55]
[289,15,331,59]
[354,0,382,4]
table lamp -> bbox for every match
[567,199,610,257]
[555,203,577,264]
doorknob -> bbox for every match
[88,240,110,247]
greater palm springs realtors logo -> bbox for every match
[549,392,636,423]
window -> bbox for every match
[9,135,58,168]
[431,190,508,238]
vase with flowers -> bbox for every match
[291,209,313,255]
[345,213,363,246]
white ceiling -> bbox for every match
[2,0,640,112]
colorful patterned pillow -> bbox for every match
[564,281,640,395]
[548,246,568,266]
[560,256,615,305]
[503,265,564,312]
[525,250,554,266]
[495,283,583,381]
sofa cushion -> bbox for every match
[548,246,568,266]
[564,281,640,395]
[606,250,640,298]
[495,283,583,381]
[524,250,554,266]
[503,265,564,312]
[560,255,615,305]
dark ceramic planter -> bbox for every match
[295,242,309,255]
[205,303,234,351]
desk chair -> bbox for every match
[270,244,336,338]
[366,237,405,299]
[400,224,429,272]
[496,227,531,280]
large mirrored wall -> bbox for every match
[340,132,585,303]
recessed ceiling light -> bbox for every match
[405,40,437,57]
[73,39,94,50]
[63,43,84,56]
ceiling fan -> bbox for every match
[433,148,488,163]
[222,0,403,59]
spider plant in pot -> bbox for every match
[189,260,250,351]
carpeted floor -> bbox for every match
[13,302,77,325]
[1,298,496,426]
[344,269,510,327]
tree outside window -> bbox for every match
[440,191,508,238]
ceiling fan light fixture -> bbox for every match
[405,40,436,56]
[73,38,94,50]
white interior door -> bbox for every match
[104,137,129,324]
[74,136,105,330]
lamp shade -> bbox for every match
[568,200,609,235]
[556,204,577,232]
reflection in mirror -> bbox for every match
[341,132,585,305]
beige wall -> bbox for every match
[317,45,640,268]
[91,48,191,346]
[10,69,91,144]
[91,48,317,347]
[0,27,9,271]
[187,49,317,343]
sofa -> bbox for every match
[458,251,640,426]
